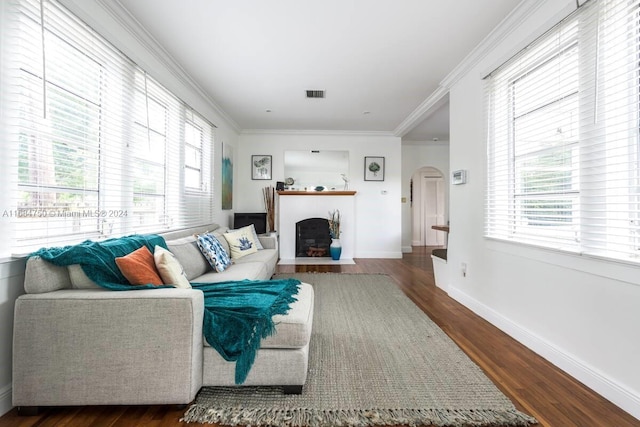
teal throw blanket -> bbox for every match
[31,234,170,291]
[31,235,300,384]
[193,279,300,384]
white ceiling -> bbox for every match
[117,0,520,138]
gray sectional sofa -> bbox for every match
[12,224,314,411]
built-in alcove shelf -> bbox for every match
[277,191,356,196]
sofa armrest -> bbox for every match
[13,288,204,406]
[258,234,278,250]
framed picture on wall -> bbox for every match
[252,155,272,180]
[364,156,385,181]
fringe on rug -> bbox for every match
[180,405,538,427]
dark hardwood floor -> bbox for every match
[1,247,638,427]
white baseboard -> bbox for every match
[0,384,12,417]
[401,246,413,253]
[448,287,640,421]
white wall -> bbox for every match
[0,0,241,416]
[401,141,450,252]
[238,132,403,258]
[446,0,640,419]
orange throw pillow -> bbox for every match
[115,246,164,286]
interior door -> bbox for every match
[422,175,445,246]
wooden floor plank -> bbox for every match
[1,247,637,426]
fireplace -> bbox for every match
[278,192,355,262]
[296,218,331,257]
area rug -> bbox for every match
[182,273,537,427]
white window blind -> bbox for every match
[1,0,215,256]
[486,0,640,262]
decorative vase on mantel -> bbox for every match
[330,238,342,260]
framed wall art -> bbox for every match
[364,156,385,181]
[252,155,272,180]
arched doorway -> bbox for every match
[411,167,445,246]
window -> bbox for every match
[486,0,640,262]
[184,111,205,191]
[0,0,215,256]
[131,74,171,232]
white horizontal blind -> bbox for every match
[1,0,214,255]
[486,0,640,262]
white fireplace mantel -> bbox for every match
[277,191,356,262]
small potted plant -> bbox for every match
[328,210,342,260]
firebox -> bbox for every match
[296,218,332,257]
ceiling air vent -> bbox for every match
[306,90,325,99]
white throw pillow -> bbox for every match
[153,246,192,289]
[228,224,263,250]
[245,224,264,250]
[223,226,259,259]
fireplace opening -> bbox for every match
[296,218,332,257]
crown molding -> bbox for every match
[241,129,397,137]
[393,85,448,137]
[439,0,547,89]
[60,0,241,134]
[395,0,549,138]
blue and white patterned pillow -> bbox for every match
[196,233,232,273]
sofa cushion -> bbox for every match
[233,247,278,266]
[196,233,232,273]
[68,265,101,290]
[154,245,191,289]
[194,261,270,283]
[160,223,220,241]
[264,282,314,348]
[166,235,211,281]
[212,228,231,254]
[202,282,314,349]
[24,256,72,293]
[223,227,259,259]
[257,234,277,250]
[115,246,164,286]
